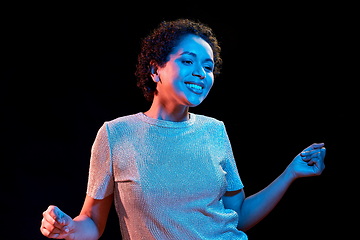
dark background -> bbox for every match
[2,3,354,239]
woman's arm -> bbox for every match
[223,168,294,231]
[222,143,325,232]
[74,194,114,239]
[41,194,113,240]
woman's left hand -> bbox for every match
[287,143,326,179]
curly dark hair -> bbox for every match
[135,19,222,102]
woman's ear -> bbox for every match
[150,60,160,83]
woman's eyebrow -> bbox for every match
[180,51,197,57]
[180,51,214,64]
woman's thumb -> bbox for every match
[56,211,74,235]
[56,209,73,227]
[320,147,326,160]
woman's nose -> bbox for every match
[192,66,206,79]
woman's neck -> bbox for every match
[144,97,190,122]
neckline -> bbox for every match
[136,112,196,128]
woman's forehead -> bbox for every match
[172,34,214,60]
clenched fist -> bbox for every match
[40,205,75,239]
[288,143,326,179]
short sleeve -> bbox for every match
[221,123,244,192]
[86,123,114,199]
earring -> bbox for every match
[154,76,160,83]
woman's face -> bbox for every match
[153,34,215,107]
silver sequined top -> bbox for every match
[86,113,248,240]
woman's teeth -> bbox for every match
[185,83,203,90]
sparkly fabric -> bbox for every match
[87,113,248,240]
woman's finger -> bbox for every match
[40,225,52,238]
[43,210,64,229]
[43,229,62,239]
[302,143,325,152]
[41,218,54,233]
[41,220,62,238]
[301,149,320,156]
[311,143,324,149]
[320,147,326,161]
[42,220,62,234]
[307,152,322,166]
[306,152,321,163]
[311,155,325,175]
[301,150,321,160]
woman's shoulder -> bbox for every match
[106,113,141,125]
[103,113,144,132]
[193,113,225,128]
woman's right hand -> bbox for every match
[40,205,75,239]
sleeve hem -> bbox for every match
[226,183,244,192]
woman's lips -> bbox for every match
[185,82,204,94]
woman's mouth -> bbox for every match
[185,82,204,94]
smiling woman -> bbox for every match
[40,19,325,240]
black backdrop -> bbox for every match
[3,3,350,239]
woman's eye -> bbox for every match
[182,60,193,65]
[205,66,213,72]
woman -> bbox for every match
[40,19,326,240]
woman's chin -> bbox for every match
[186,96,205,107]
